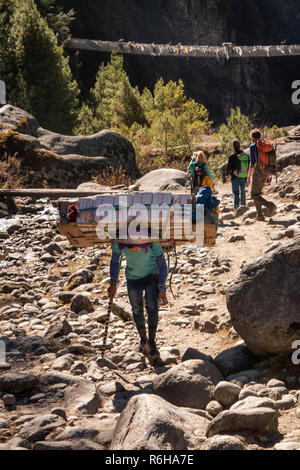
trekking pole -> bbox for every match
[100,298,113,357]
[169,243,178,299]
[190,175,194,195]
[275,143,278,184]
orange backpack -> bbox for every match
[256,139,276,173]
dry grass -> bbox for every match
[93,166,134,187]
[135,144,217,176]
[0,152,26,189]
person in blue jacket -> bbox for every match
[107,241,168,360]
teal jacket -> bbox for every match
[187,160,214,184]
[110,242,168,291]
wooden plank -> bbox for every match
[58,221,216,247]
[0,189,118,200]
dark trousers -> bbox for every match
[127,275,159,339]
[231,177,247,208]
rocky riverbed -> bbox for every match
[0,171,299,450]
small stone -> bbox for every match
[2,394,16,407]
[53,355,74,371]
[239,389,258,400]
[96,357,118,370]
[205,400,224,417]
[275,442,300,451]
[0,418,9,429]
[266,379,286,388]
[33,441,75,451]
[228,235,245,243]
[201,320,217,333]
[70,294,94,314]
[200,435,247,450]
[268,387,287,401]
[214,381,241,408]
[275,394,297,410]
[44,320,72,340]
[50,408,67,421]
[55,426,99,441]
[70,361,87,375]
[99,381,126,396]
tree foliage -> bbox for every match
[75,53,212,157]
[35,0,75,45]
[218,107,252,157]
[1,0,79,134]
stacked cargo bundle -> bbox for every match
[57,192,218,248]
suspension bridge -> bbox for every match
[66,39,300,60]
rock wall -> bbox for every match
[60,0,300,125]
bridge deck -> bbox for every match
[66,39,300,59]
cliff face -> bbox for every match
[61,0,300,125]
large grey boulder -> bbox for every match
[213,345,259,377]
[152,359,223,409]
[276,130,300,171]
[1,335,52,355]
[111,394,210,450]
[0,104,137,187]
[230,396,277,411]
[277,151,300,171]
[40,372,79,386]
[0,104,40,136]
[226,239,300,356]
[19,414,66,443]
[206,407,279,437]
[0,373,38,394]
[135,168,187,191]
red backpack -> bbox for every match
[256,140,277,175]
[194,163,206,187]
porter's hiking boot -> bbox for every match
[137,340,150,355]
[148,328,163,365]
[266,202,277,217]
[149,340,160,358]
[148,346,164,367]
[255,215,265,221]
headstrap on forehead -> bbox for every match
[118,242,152,252]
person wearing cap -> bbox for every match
[107,241,168,362]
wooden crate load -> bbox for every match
[57,192,218,248]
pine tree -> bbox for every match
[112,77,147,128]
[6,0,79,134]
[35,0,76,45]
[74,102,98,135]
[91,52,127,129]
[0,0,14,87]
[218,107,252,156]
